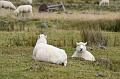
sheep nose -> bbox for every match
[80,49,82,51]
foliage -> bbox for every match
[1,18,120,32]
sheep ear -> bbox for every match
[76,42,79,45]
[84,42,87,45]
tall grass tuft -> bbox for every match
[81,29,108,46]
[1,17,120,32]
[114,35,120,46]
[7,33,37,47]
[114,19,120,32]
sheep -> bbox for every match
[35,34,47,45]
[33,34,67,66]
[14,5,32,17]
[99,0,109,6]
[71,42,95,61]
[0,1,16,10]
[21,0,32,4]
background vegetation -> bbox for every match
[0,0,120,79]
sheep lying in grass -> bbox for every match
[72,42,95,61]
[0,1,16,10]
[35,34,47,44]
[99,0,109,6]
[33,34,67,66]
[14,5,32,16]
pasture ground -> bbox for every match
[0,29,120,79]
[0,7,120,79]
[0,46,120,79]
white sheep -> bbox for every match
[71,42,95,61]
[14,5,32,16]
[99,0,109,6]
[35,34,47,45]
[33,35,67,66]
[0,1,16,10]
[21,0,32,4]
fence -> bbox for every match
[11,0,120,11]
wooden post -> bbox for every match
[60,2,65,11]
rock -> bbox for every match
[95,72,105,77]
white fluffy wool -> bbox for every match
[33,43,67,66]
[72,42,95,61]
[36,34,47,44]
[99,0,109,6]
[14,5,32,16]
[0,1,16,10]
[21,0,32,4]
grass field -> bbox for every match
[0,45,120,79]
[0,3,120,79]
[0,29,120,79]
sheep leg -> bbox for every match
[19,13,22,17]
[80,57,85,61]
[99,2,102,6]
[9,7,11,11]
[107,2,109,6]
[22,13,25,17]
[71,51,78,57]
[16,13,19,17]
[21,13,24,17]
[30,12,33,17]
[64,60,67,66]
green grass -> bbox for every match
[0,29,120,47]
[0,29,120,79]
[0,46,120,79]
[0,4,120,79]
[1,16,120,32]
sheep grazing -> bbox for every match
[71,42,95,61]
[21,0,32,4]
[0,1,16,10]
[35,34,47,44]
[14,5,32,16]
[99,0,109,6]
[33,34,67,66]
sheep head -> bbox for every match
[76,42,87,53]
[38,34,47,39]
[14,9,19,16]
